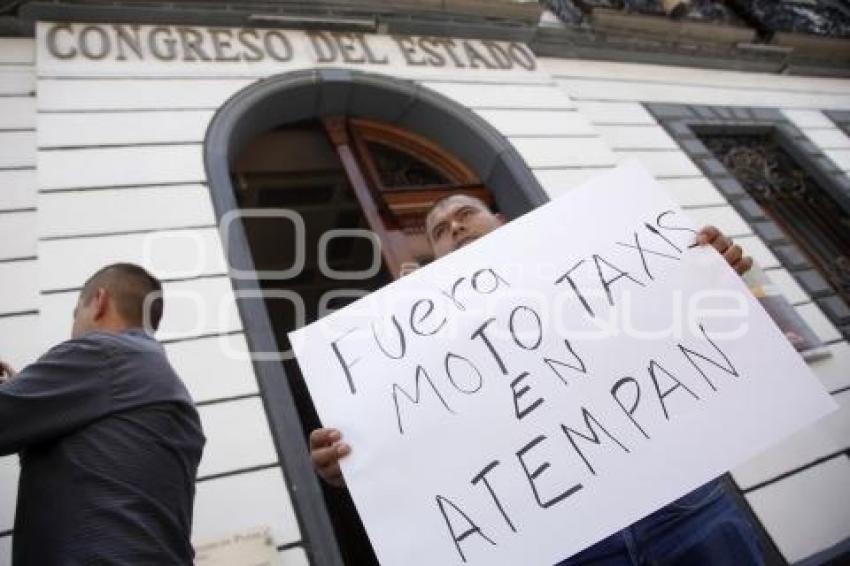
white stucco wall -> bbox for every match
[0,36,37,566]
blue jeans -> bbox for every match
[555,479,764,566]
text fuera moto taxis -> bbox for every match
[332,213,738,429]
[290,163,835,565]
[329,214,730,551]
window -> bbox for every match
[699,132,850,334]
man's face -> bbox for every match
[426,195,504,259]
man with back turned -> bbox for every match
[0,263,205,565]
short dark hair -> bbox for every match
[80,263,164,331]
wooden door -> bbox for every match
[321,116,493,279]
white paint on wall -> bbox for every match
[0,97,36,129]
[37,110,215,147]
[0,38,37,566]
[197,397,277,478]
[164,333,259,403]
[38,145,206,190]
[0,169,36,211]
[0,260,38,314]
[746,456,850,562]
[38,184,215,236]
[0,131,35,168]
[0,210,36,262]
[38,227,228,291]
[192,467,301,547]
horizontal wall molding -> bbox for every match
[0,256,36,264]
[556,75,850,110]
[159,329,243,346]
[743,452,850,495]
[0,207,36,215]
[195,393,260,409]
[531,163,614,172]
[0,309,38,319]
[39,107,220,114]
[38,75,556,87]
[41,272,228,295]
[549,73,850,97]
[39,223,217,242]
[39,180,208,194]
[39,141,203,151]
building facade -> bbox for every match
[0,1,849,564]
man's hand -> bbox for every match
[695,225,753,276]
[0,360,16,384]
[309,427,351,488]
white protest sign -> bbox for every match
[290,161,836,566]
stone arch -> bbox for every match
[202,68,547,565]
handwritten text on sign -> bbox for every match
[290,162,835,566]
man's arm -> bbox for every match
[0,336,112,456]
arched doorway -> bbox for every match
[204,68,546,565]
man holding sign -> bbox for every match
[295,162,834,566]
[311,193,763,563]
